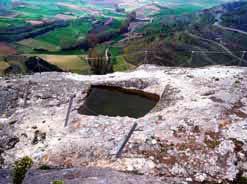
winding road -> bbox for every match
[187,32,240,60]
[214,12,247,36]
[185,10,247,65]
[214,24,247,36]
[187,31,247,65]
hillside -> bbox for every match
[0,0,245,75]
[121,1,247,67]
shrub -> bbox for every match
[236,176,247,184]
[13,156,33,184]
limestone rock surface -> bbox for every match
[0,65,247,183]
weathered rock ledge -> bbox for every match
[0,65,247,183]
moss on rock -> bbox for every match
[13,156,33,184]
[52,180,64,184]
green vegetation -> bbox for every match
[17,39,59,52]
[87,47,113,74]
[154,5,202,19]
[13,156,33,184]
[221,2,247,29]
[236,176,247,184]
[103,10,126,19]
[0,18,27,28]
[52,180,64,184]
[0,0,246,75]
[15,5,73,19]
[170,5,203,15]
[113,56,134,72]
[37,20,92,47]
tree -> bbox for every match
[87,48,113,75]
[87,33,99,48]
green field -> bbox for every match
[17,39,59,52]
[36,20,92,47]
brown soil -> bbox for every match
[0,42,17,55]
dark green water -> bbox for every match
[78,86,159,118]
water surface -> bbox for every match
[78,86,159,118]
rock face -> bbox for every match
[23,167,164,184]
[0,169,12,184]
[0,65,247,183]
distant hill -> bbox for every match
[121,1,247,67]
[0,0,11,9]
[0,0,12,15]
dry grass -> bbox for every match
[0,61,10,75]
[37,54,90,74]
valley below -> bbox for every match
[1,0,246,75]
[1,1,247,184]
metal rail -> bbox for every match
[64,94,76,127]
[116,122,138,158]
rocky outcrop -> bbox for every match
[23,167,164,184]
[0,169,12,184]
[0,65,247,183]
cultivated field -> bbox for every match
[0,42,17,55]
[37,54,90,74]
[17,39,59,52]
